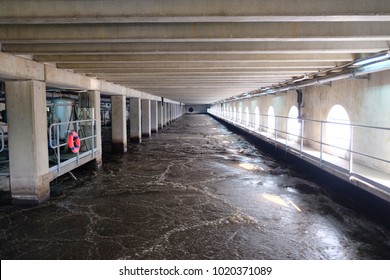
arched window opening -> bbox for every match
[233,106,237,122]
[326,105,351,157]
[267,106,276,135]
[287,106,301,143]
[254,106,260,131]
[238,106,242,124]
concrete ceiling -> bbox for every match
[0,0,390,104]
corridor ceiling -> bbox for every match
[1,0,390,104]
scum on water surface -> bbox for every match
[0,114,389,259]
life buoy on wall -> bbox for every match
[67,131,81,153]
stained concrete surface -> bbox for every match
[0,114,389,259]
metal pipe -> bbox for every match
[236,56,390,100]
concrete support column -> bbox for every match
[163,102,168,127]
[141,99,151,138]
[111,95,127,153]
[150,100,158,133]
[158,101,163,129]
[168,103,172,124]
[6,80,50,205]
[86,90,102,168]
[129,98,142,143]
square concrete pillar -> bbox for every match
[141,99,151,138]
[150,100,158,133]
[85,90,102,169]
[6,80,50,205]
[129,98,142,143]
[158,101,163,129]
[111,95,127,153]
[163,102,168,127]
[170,103,173,122]
[166,103,170,124]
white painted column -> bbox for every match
[6,80,50,205]
[150,100,158,133]
[141,99,151,138]
[158,101,163,129]
[111,95,127,153]
[129,98,142,143]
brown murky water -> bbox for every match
[0,114,389,259]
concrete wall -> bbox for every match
[185,104,208,114]
[213,69,390,175]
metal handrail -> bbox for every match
[49,119,97,173]
[209,108,390,178]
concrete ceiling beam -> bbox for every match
[88,72,307,77]
[57,62,337,69]
[33,53,355,63]
[0,22,389,43]
[3,41,388,55]
[1,0,390,23]
[78,69,315,74]
[0,51,44,81]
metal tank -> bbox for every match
[52,98,75,140]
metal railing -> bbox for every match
[49,119,97,174]
[209,108,390,189]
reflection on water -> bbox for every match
[0,114,389,260]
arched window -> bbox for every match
[326,105,351,157]
[254,106,261,131]
[267,106,276,135]
[245,107,250,127]
[287,106,301,142]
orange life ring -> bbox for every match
[67,131,81,153]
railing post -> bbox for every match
[274,116,277,147]
[300,119,304,157]
[76,121,80,164]
[56,125,60,174]
[349,125,354,175]
[320,121,323,167]
[92,119,95,156]
[285,117,288,151]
